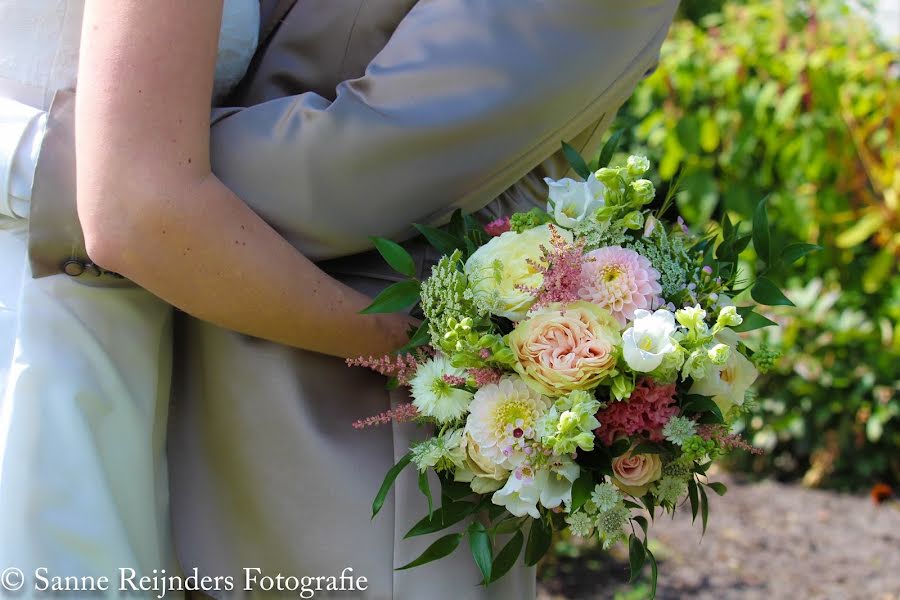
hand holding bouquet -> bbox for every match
[349,139,813,596]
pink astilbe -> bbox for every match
[467,367,503,387]
[594,380,679,446]
[352,403,420,429]
[346,352,422,385]
[442,374,468,387]
[697,424,763,455]
[485,216,511,237]
[516,224,589,310]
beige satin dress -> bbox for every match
[163,1,679,598]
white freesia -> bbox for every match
[545,176,605,228]
[491,457,580,518]
[622,309,678,372]
[409,355,473,422]
[688,329,759,411]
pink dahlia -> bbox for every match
[578,246,662,326]
[594,380,678,446]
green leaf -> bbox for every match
[524,517,552,566]
[732,307,778,332]
[623,500,643,511]
[467,521,493,584]
[628,534,646,583]
[707,482,727,496]
[418,470,433,520]
[405,501,478,538]
[641,492,657,520]
[610,437,632,458]
[732,232,752,255]
[371,237,416,278]
[781,242,822,264]
[448,209,466,240]
[647,548,659,599]
[439,477,473,503]
[682,396,725,424]
[373,452,413,518]
[632,442,665,455]
[493,517,525,535]
[488,530,524,584]
[751,276,795,307]
[395,532,463,570]
[561,141,591,179]
[699,485,710,535]
[398,320,432,353]
[687,479,699,523]
[570,472,595,513]
[752,197,770,263]
[414,223,462,256]
[596,129,624,170]
[360,280,421,314]
[633,516,649,539]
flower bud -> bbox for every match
[630,179,655,205]
[626,155,651,177]
[623,210,645,230]
[708,343,731,365]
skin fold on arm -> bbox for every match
[75,0,412,359]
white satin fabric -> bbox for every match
[0,0,258,590]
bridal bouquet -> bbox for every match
[349,139,814,596]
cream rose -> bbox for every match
[508,301,620,397]
[454,432,509,493]
[464,224,572,321]
[611,448,662,497]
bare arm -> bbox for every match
[76,0,410,358]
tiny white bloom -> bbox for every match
[491,456,580,518]
[410,355,473,423]
[545,176,605,228]
[622,309,678,372]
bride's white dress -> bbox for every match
[0,0,258,587]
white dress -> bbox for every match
[0,0,258,590]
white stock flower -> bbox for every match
[622,309,678,372]
[688,329,759,411]
[409,355,473,423]
[545,176,605,228]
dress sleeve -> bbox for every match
[0,97,46,219]
[207,0,679,260]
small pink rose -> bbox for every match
[611,446,662,497]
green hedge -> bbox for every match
[611,0,899,490]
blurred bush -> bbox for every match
[612,0,899,490]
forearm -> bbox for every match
[85,172,411,358]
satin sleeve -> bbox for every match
[208,0,678,260]
[0,97,46,219]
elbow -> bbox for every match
[79,171,204,278]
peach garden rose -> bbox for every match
[508,301,621,397]
[611,447,662,497]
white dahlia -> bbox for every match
[409,355,473,423]
[465,376,551,468]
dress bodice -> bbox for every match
[0,0,259,109]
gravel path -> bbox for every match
[538,473,900,600]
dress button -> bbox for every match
[84,263,102,277]
[63,259,85,277]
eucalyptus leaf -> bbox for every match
[524,518,552,567]
[371,237,417,278]
[752,197,770,263]
[414,223,463,256]
[487,530,524,584]
[404,501,478,538]
[751,276,795,307]
[597,129,625,170]
[688,479,699,523]
[360,280,421,314]
[707,482,728,496]
[373,452,413,519]
[395,533,463,570]
[732,307,778,332]
[700,485,710,535]
[467,521,493,584]
[562,141,591,179]
[781,242,822,264]
[628,534,646,583]
[418,470,433,519]
[647,547,659,599]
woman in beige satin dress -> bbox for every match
[65,0,678,598]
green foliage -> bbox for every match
[614,0,899,489]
